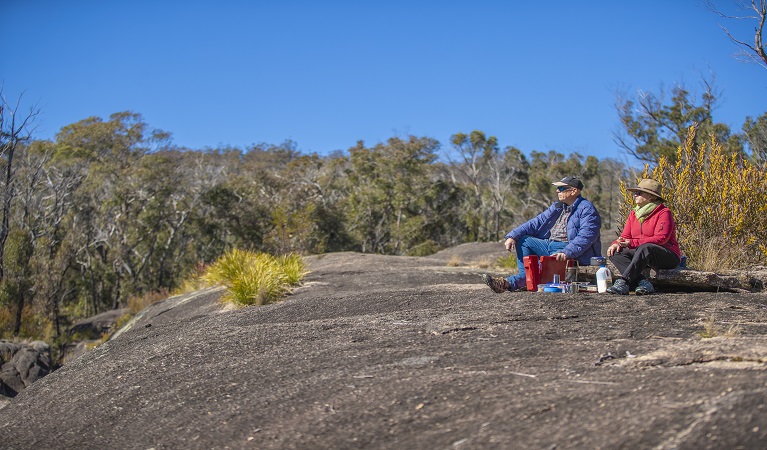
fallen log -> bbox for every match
[576,265,767,293]
[649,266,767,293]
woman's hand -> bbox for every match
[617,237,630,247]
[607,243,621,256]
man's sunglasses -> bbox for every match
[556,186,574,192]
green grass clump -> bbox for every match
[495,254,517,270]
[279,253,307,286]
[203,249,307,306]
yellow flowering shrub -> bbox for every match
[620,126,767,271]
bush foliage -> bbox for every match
[620,126,767,271]
[3,105,765,345]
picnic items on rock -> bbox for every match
[528,255,608,293]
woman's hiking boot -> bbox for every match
[606,278,629,295]
[635,279,655,296]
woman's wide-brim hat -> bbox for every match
[627,178,665,202]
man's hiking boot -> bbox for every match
[606,278,629,295]
[482,274,511,293]
[635,279,655,296]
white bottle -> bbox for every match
[596,264,612,293]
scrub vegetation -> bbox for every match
[0,78,765,352]
[621,126,767,272]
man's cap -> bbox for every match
[627,178,665,202]
[551,176,584,190]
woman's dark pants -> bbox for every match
[609,243,680,288]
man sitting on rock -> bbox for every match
[483,176,602,292]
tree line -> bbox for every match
[1,80,765,343]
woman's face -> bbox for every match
[633,191,655,206]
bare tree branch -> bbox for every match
[0,89,42,281]
[706,0,767,69]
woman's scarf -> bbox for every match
[634,201,661,223]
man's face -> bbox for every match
[556,186,579,204]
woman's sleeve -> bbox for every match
[614,214,633,245]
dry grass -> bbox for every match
[685,236,750,272]
[699,315,741,338]
[476,258,491,269]
[172,261,210,296]
[446,255,462,267]
[126,290,169,315]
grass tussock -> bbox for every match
[446,255,462,267]
[203,249,307,306]
[494,254,517,270]
[476,258,491,269]
[699,315,741,339]
[686,236,750,273]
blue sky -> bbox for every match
[2,1,765,162]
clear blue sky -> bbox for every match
[2,1,765,162]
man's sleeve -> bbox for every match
[505,205,555,240]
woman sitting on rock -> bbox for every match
[606,179,681,295]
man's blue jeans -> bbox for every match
[506,236,568,288]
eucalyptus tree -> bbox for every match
[0,91,41,282]
[420,165,466,249]
[54,112,171,314]
[485,146,529,240]
[4,137,83,338]
[266,152,351,254]
[345,136,439,254]
[152,149,230,288]
[524,150,585,213]
[2,228,33,335]
[742,112,767,165]
[613,79,742,164]
[580,156,627,233]
[448,130,501,241]
[190,144,304,261]
[187,147,252,261]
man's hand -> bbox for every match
[552,252,567,261]
[504,238,515,252]
[607,243,621,256]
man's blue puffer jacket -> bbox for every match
[504,196,602,265]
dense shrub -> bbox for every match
[621,126,767,271]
